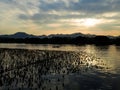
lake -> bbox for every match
[0,43,120,90]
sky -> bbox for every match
[0,0,120,36]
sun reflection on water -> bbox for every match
[0,44,120,89]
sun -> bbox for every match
[83,18,100,27]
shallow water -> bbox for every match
[0,43,120,90]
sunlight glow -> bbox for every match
[82,18,101,27]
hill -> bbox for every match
[0,32,120,45]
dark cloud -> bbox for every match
[39,0,68,11]
[18,13,59,25]
[0,0,14,3]
[18,0,120,20]
[0,0,120,35]
[37,0,120,14]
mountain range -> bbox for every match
[0,32,117,39]
[0,32,120,45]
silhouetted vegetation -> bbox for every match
[0,48,109,89]
[0,35,120,45]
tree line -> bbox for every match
[0,36,120,45]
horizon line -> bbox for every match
[0,32,120,37]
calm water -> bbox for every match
[0,43,120,90]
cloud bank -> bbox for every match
[0,0,120,35]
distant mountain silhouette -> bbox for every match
[0,32,37,39]
[0,32,97,39]
[0,32,120,45]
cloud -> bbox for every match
[0,0,120,35]
[37,0,120,14]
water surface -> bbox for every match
[0,43,120,90]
